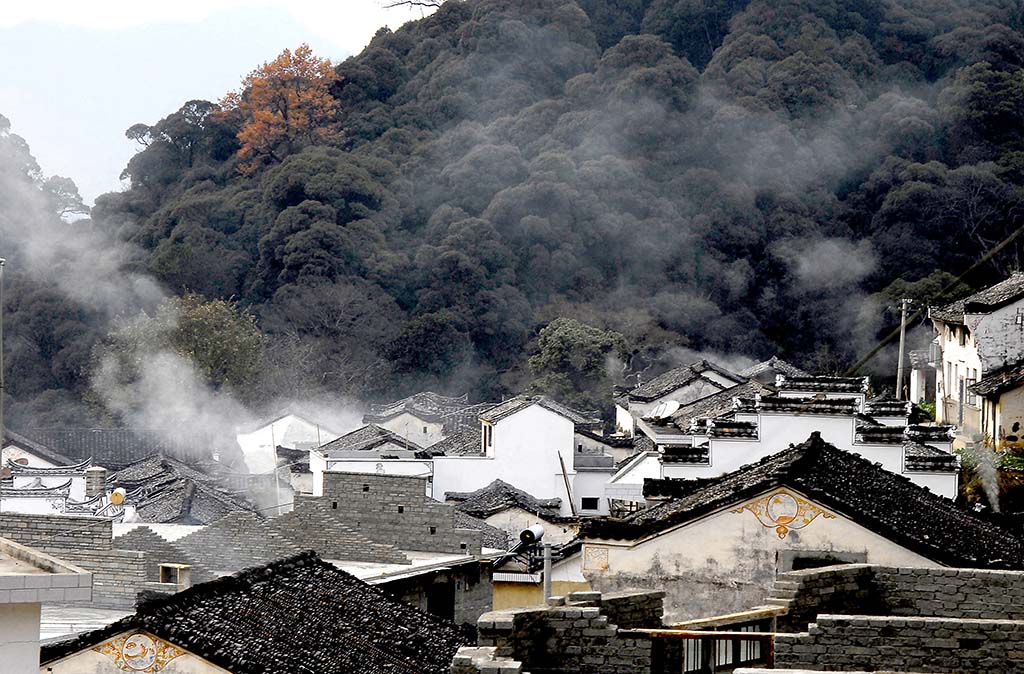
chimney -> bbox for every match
[85,466,108,499]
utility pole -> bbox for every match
[895,298,911,400]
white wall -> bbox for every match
[1,446,57,469]
[615,403,635,436]
[968,302,1024,373]
[377,413,446,448]
[236,415,341,474]
[0,602,39,674]
[582,487,938,620]
[44,630,230,673]
[573,470,613,515]
[483,507,579,546]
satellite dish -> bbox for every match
[650,403,667,419]
[659,401,681,419]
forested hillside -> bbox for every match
[5,0,1024,425]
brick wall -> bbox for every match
[0,512,146,608]
[381,560,493,629]
[268,498,411,564]
[453,590,664,674]
[769,564,886,632]
[775,614,1024,673]
[323,472,482,555]
[112,527,215,585]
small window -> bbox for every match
[331,501,338,510]
[460,542,467,550]
[397,506,404,514]
[362,484,369,492]
[581,497,600,511]
[423,426,428,434]
[429,526,436,535]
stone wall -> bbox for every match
[112,527,215,585]
[775,614,1024,673]
[0,512,146,608]
[452,589,663,674]
[381,560,493,629]
[323,472,482,555]
[269,497,411,564]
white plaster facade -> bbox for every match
[43,631,230,674]
[235,414,342,475]
[578,487,938,621]
[482,507,578,546]
[376,412,446,448]
[934,318,984,436]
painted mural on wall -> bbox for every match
[93,632,185,672]
[733,489,834,539]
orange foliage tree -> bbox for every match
[222,44,340,173]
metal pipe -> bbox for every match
[542,543,552,602]
[896,298,910,400]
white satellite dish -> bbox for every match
[659,400,681,419]
[650,403,667,419]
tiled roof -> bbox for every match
[429,426,483,456]
[442,402,498,433]
[15,429,208,470]
[905,425,956,443]
[970,361,1024,397]
[575,427,636,448]
[669,380,775,432]
[3,429,76,466]
[756,395,861,415]
[628,361,745,402]
[446,479,563,519]
[583,433,1023,569]
[453,510,511,549]
[931,272,1024,324]
[864,399,913,418]
[364,391,471,423]
[740,356,809,380]
[478,396,599,426]
[903,441,959,473]
[319,424,424,454]
[661,445,711,464]
[40,551,466,674]
[855,424,906,445]
[706,419,758,439]
[776,375,870,394]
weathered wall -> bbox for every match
[2,602,40,674]
[323,472,483,555]
[378,412,446,448]
[381,560,493,629]
[455,590,663,674]
[0,513,146,608]
[775,614,1024,673]
[482,507,577,546]
[581,489,937,621]
[44,630,231,673]
[111,527,215,585]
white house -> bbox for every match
[929,272,1024,442]
[0,536,92,673]
[614,360,745,436]
[235,412,343,475]
[569,433,1018,621]
[363,391,484,448]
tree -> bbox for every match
[221,44,340,173]
[42,176,88,219]
[529,318,628,414]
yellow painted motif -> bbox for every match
[732,489,834,539]
[93,632,185,672]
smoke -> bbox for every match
[775,238,878,292]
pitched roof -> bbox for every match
[446,479,563,519]
[740,356,809,380]
[669,380,775,431]
[970,360,1024,397]
[40,551,467,674]
[903,441,959,473]
[864,399,913,418]
[628,361,745,402]
[3,429,76,466]
[756,395,861,415]
[319,424,424,454]
[931,272,1024,325]
[430,426,483,456]
[363,391,471,424]
[478,396,599,425]
[776,375,870,394]
[14,429,208,470]
[453,510,511,549]
[582,432,1023,569]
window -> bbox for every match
[581,497,600,511]
[423,426,428,434]
[397,506,404,514]
[958,327,967,347]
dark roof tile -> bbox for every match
[446,479,563,519]
[932,272,1024,325]
[628,361,745,403]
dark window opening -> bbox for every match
[430,526,436,534]
[460,542,467,550]
[792,555,847,571]
[331,501,338,510]
[362,484,369,492]
[581,497,600,511]
[397,506,404,513]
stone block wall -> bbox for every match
[0,512,146,607]
[454,589,664,674]
[381,560,493,629]
[769,564,885,632]
[775,614,1024,673]
[268,497,411,564]
[112,527,215,585]
[323,472,482,555]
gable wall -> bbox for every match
[377,412,446,447]
[581,488,936,621]
[44,630,231,674]
[482,507,578,546]
[629,379,728,419]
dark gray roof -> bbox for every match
[583,433,1022,569]
[776,375,870,394]
[864,399,913,418]
[453,510,510,549]
[478,396,599,425]
[740,356,809,380]
[757,395,861,415]
[15,429,210,470]
[40,552,466,674]
[363,391,471,424]
[661,445,710,464]
[319,424,424,454]
[430,426,483,456]
[3,429,76,466]
[903,441,959,473]
[855,424,906,445]
[669,380,775,431]
[970,361,1024,398]
[446,479,563,519]
[931,272,1024,325]
[706,419,758,438]
[905,424,956,443]
[628,360,745,402]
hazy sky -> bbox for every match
[0,1,434,204]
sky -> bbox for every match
[0,1,434,205]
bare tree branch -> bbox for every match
[382,0,442,8]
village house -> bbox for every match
[234,411,342,475]
[615,374,959,501]
[929,272,1024,444]
[615,360,746,436]
[739,355,810,384]
[563,432,1020,621]
[0,537,92,674]
[363,391,489,447]
[445,479,578,546]
[40,551,466,674]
